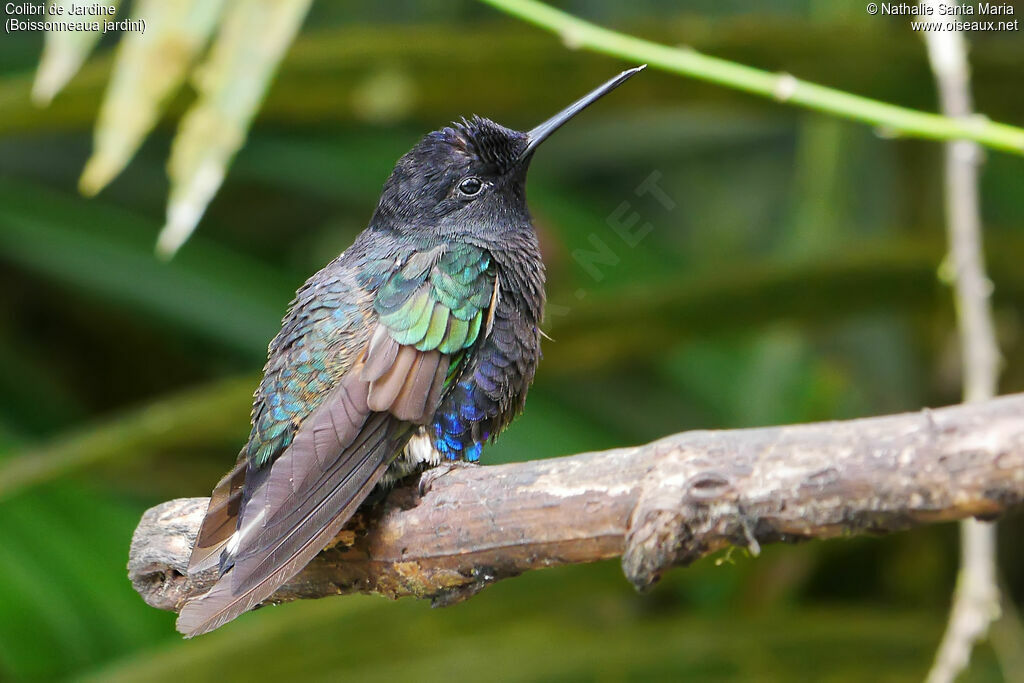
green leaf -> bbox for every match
[0,485,172,681]
[160,0,312,256]
[82,566,989,682]
[31,1,122,105]
[80,0,227,195]
[0,178,291,358]
[0,374,253,500]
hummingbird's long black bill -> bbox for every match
[521,64,646,159]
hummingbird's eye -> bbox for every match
[458,177,483,197]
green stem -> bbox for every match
[480,0,1024,155]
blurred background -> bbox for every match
[1,1,1024,681]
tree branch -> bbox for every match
[129,395,1024,615]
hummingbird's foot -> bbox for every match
[417,460,479,497]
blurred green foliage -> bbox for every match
[0,2,1023,682]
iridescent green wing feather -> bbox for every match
[363,243,494,420]
[375,243,492,353]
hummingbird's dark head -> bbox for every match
[370,116,530,235]
[370,65,646,239]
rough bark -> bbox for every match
[129,394,1024,615]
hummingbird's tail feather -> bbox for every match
[176,374,411,637]
[187,451,248,574]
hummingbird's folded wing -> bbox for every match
[177,244,497,637]
[175,361,406,637]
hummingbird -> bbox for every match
[176,65,645,637]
